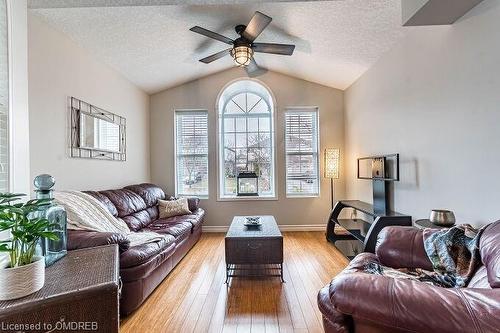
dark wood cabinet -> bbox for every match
[0,245,120,333]
[225,216,283,282]
[225,237,283,265]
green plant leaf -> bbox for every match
[7,207,24,215]
[40,232,59,241]
[0,191,63,264]
[0,221,14,230]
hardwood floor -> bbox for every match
[120,232,348,333]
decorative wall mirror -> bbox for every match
[69,97,126,161]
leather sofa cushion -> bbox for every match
[68,230,130,253]
[328,253,490,333]
[120,234,176,268]
[84,191,119,217]
[101,189,147,218]
[480,220,500,288]
[124,183,166,208]
[180,208,205,230]
[468,266,492,289]
[149,209,204,232]
[144,219,192,239]
[376,226,434,271]
[120,241,176,282]
[121,210,154,232]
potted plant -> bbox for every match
[0,193,59,300]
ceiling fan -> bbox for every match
[190,11,295,77]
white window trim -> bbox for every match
[284,106,321,198]
[173,109,209,199]
[215,78,278,201]
[5,0,11,192]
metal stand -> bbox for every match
[225,264,284,284]
[330,178,335,210]
[373,179,389,214]
[326,200,412,258]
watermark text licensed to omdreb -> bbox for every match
[1,319,99,332]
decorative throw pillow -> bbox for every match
[158,198,191,219]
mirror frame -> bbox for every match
[69,96,126,161]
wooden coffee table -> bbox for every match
[225,215,284,283]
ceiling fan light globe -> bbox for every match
[231,46,253,67]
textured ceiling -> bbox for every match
[31,0,410,94]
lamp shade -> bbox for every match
[230,46,254,67]
[325,148,340,179]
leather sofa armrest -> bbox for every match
[68,230,130,253]
[375,226,434,270]
[330,272,499,332]
[187,197,200,212]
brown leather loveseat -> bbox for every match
[318,221,500,333]
[67,183,205,315]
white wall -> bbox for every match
[151,68,345,227]
[9,0,30,195]
[344,0,500,226]
[28,14,151,191]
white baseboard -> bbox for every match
[279,224,327,232]
[202,224,327,233]
[202,226,230,233]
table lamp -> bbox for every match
[325,148,340,210]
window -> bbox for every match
[218,80,275,198]
[174,110,209,198]
[285,108,320,197]
[0,0,8,192]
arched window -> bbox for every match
[218,79,275,198]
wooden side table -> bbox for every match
[0,245,120,333]
[414,219,455,229]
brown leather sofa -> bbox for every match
[67,183,205,315]
[318,221,500,333]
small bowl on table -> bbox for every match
[429,209,456,226]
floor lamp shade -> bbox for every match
[325,148,340,179]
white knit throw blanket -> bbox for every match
[54,191,165,247]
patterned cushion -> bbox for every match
[158,198,191,219]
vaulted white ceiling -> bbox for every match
[30,0,410,94]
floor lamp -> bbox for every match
[325,148,340,210]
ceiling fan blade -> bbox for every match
[199,49,231,64]
[242,11,272,42]
[190,26,233,45]
[253,43,295,56]
[245,58,267,77]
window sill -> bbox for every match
[176,194,209,200]
[217,195,278,202]
[286,194,320,199]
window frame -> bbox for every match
[284,107,321,198]
[216,79,277,201]
[173,109,209,199]
[1,0,10,193]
